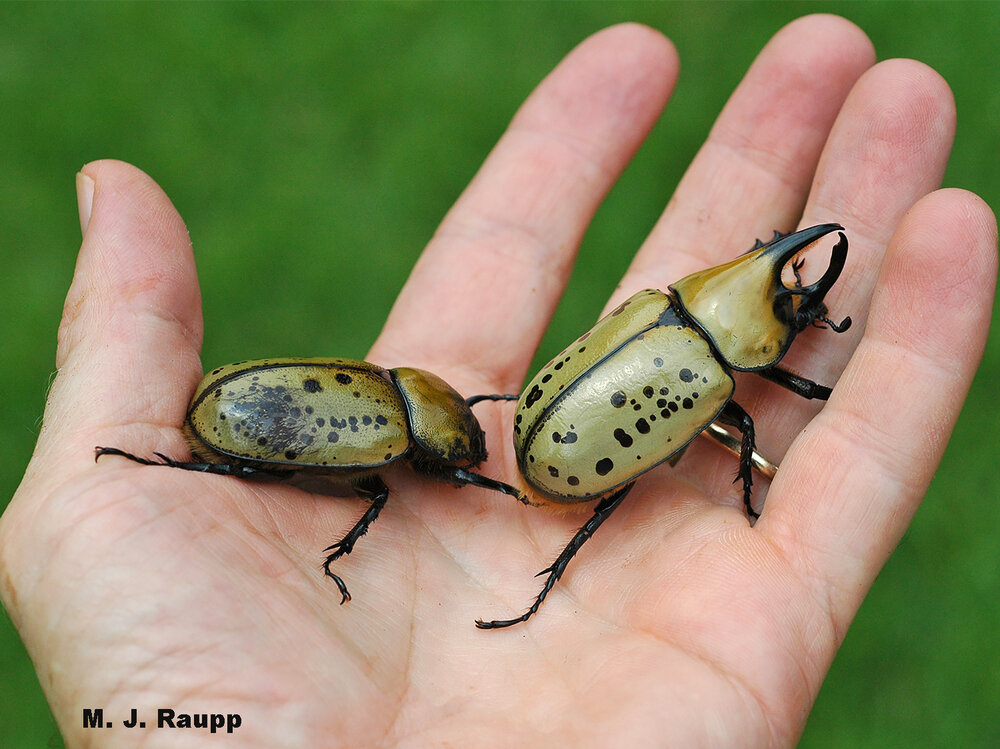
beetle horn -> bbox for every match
[767,224,848,332]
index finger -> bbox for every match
[370,24,678,393]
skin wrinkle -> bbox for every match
[757,515,846,660]
[840,336,967,476]
[633,614,774,747]
[775,437,908,633]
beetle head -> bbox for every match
[669,224,851,371]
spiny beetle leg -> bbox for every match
[94,446,288,480]
[465,393,520,407]
[717,401,757,519]
[449,467,529,505]
[476,483,634,630]
[322,474,390,604]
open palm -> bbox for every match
[2,17,995,748]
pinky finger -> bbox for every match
[764,188,997,634]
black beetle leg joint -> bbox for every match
[322,563,352,604]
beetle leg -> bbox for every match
[465,393,520,407]
[754,366,834,400]
[475,482,634,630]
[701,423,778,480]
[447,467,529,505]
[716,402,757,519]
[94,446,290,479]
[322,475,390,605]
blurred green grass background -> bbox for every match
[2,3,997,746]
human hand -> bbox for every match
[2,17,995,747]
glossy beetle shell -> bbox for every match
[513,224,848,504]
[514,291,733,501]
[184,358,486,472]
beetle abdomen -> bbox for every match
[516,293,733,501]
[184,359,410,469]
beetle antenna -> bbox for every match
[813,314,852,333]
[790,257,805,288]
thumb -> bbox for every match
[35,160,204,477]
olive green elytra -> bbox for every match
[184,358,485,469]
[477,224,852,629]
[96,358,523,604]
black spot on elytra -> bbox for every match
[284,450,298,460]
[653,357,663,367]
[257,437,267,446]
[362,416,372,425]
[610,391,626,408]
[541,373,552,383]
[679,368,694,383]
[525,384,544,408]
[552,431,578,444]
[548,465,559,478]
[335,373,352,385]
[668,402,679,412]
[636,418,650,434]
[376,415,388,426]
[595,458,614,476]
[613,429,633,448]
[567,476,580,486]
[303,378,322,393]
[327,431,339,443]
[682,398,694,409]
[643,386,654,398]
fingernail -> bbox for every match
[76,172,95,237]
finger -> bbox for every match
[741,59,957,460]
[370,24,678,391]
[613,15,875,304]
[764,189,997,635]
[804,58,957,338]
[46,160,203,450]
